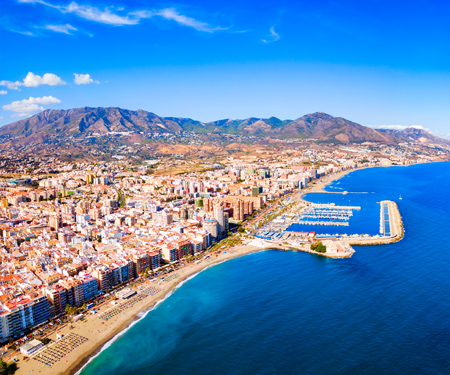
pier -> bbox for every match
[345,200,403,246]
[252,193,404,253]
[291,204,359,227]
[311,203,361,210]
[295,220,349,226]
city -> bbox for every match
[0,137,446,373]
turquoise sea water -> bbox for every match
[80,162,450,375]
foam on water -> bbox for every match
[76,258,240,374]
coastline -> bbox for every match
[14,164,405,375]
[15,244,266,375]
[299,166,367,200]
[68,167,370,374]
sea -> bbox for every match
[80,162,450,375]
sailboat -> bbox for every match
[399,194,402,200]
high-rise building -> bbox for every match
[92,266,115,292]
[132,253,151,275]
[49,213,62,231]
[203,219,219,238]
[180,207,189,220]
[0,294,53,341]
[0,198,8,209]
[213,203,225,234]
[252,186,263,196]
[44,285,68,315]
[86,174,95,184]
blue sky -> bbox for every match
[1,0,450,137]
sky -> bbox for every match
[1,0,450,138]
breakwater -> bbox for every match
[345,200,403,246]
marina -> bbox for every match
[255,203,362,234]
[252,196,403,255]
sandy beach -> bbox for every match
[14,243,265,375]
[300,167,365,198]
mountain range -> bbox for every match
[0,107,449,147]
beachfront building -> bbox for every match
[0,294,52,341]
[172,239,192,259]
[91,265,116,292]
[79,274,98,301]
[116,260,134,283]
[161,246,177,263]
[203,219,219,239]
[20,339,44,356]
[149,251,161,270]
[60,278,85,307]
[131,252,151,275]
[44,284,68,316]
[213,203,225,234]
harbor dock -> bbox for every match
[251,199,404,258]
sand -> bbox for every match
[300,167,365,198]
[14,243,265,375]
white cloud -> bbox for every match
[0,72,66,90]
[2,96,61,117]
[262,27,280,43]
[0,80,22,90]
[19,0,224,31]
[23,72,66,87]
[0,90,7,95]
[8,29,36,36]
[43,24,77,35]
[65,2,139,25]
[372,125,428,131]
[19,0,139,25]
[74,73,99,85]
[155,8,226,33]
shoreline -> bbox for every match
[15,244,266,375]
[299,166,367,200]
[70,245,266,375]
[14,164,403,375]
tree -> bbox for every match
[311,241,326,253]
[65,304,77,316]
[0,359,18,375]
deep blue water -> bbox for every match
[80,162,450,375]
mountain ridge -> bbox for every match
[1,107,448,147]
